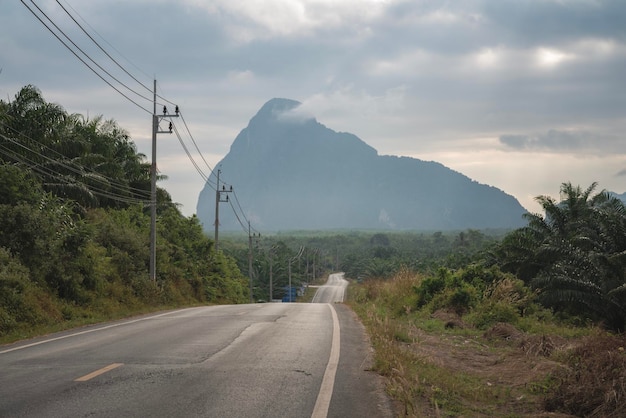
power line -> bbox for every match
[56,0,175,112]
[179,111,216,181]
[228,196,249,233]
[0,121,151,198]
[0,137,148,206]
[171,122,211,185]
[20,1,260,233]
[231,188,255,231]
[58,0,152,82]
[55,0,153,95]
[31,0,153,105]
[0,128,151,204]
[20,0,152,114]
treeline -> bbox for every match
[219,228,501,302]
[224,181,626,331]
[346,183,626,332]
[0,86,247,340]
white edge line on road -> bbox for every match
[311,303,341,418]
[0,310,183,355]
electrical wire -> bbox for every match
[55,0,153,95]
[179,111,216,181]
[58,0,152,82]
[30,0,154,105]
[228,196,249,233]
[20,0,152,114]
[0,139,148,205]
[173,120,256,233]
[231,188,254,230]
[0,130,151,205]
[0,122,151,198]
[55,0,176,112]
[171,122,210,185]
[19,1,260,232]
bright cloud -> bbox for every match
[183,0,391,40]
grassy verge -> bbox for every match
[346,269,626,417]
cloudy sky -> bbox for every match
[2,0,625,220]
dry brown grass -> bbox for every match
[348,274,626,417]
[544,332,626,417]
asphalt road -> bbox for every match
[311,273,348,304]
[0,274,392,417]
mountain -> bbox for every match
[196,98,528,232]
[611,191,626,204]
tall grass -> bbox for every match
[347,266,624,417]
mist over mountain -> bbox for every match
[196,98,528,232]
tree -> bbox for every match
[495,182,626,330]
[0,86,151,209]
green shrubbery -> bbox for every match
[0,86,248,342]
[0,200,249,341]
[358,263,553,333]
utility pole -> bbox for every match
[312,248,319,281]
[247,221,260,303]
[267,244,280,302]
[150,79,178,283]
[288,246,305,302]
[269,247,274,302]
[213,169,232,253]
[150,80,157,283]
[305,248,310,283]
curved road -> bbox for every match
[0,274,392,417]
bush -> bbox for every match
[467,301,520,329]
[430,283,478,315]
[465,277,536,329]
[0,247,62,336]
[414,268,448,307]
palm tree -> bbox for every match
[1,86,152,209]
[496,182,626,331]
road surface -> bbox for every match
[0,275,392,417]
[311,272,348,303]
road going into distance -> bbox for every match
[0,273,393,417]
[310,273,348,304]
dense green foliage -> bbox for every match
[220,228,501,302]
[494,182,626,331]
[226,181,626,332]
[0,86,247,340]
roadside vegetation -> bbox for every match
[347,182,626,417]
[0,86,247,343]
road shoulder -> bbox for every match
[330,303,396,418]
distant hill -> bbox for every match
[611,191,626,204]
[196,98,528,232]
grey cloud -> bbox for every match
[484,0,626,47]
[617,169,626,177]
[500,130,625,154]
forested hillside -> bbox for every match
[0,86,247,341]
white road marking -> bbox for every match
[0,310,186,354]
[311,303,341,418]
